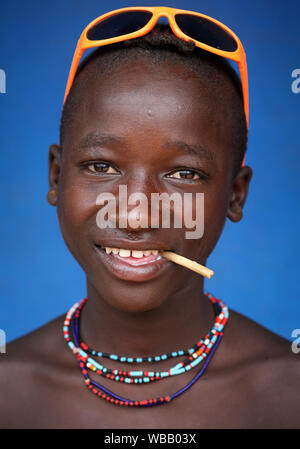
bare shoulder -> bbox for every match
[0,314,75,428]
[221,307,300,427]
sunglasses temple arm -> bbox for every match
[238,53,249,167]
[63,42,85,106]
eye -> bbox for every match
[84,162,119,175]
[167,169,207,181]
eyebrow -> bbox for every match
[76,132,214,161]
[77,132,123,150]
[163,140,214,161]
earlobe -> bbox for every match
[227,201,243,222]
[47,143,62,206]
[47,188,57,206]
[227,166,252,223]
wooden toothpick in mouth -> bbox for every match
[160,251,214,279]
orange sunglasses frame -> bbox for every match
[63,6,249,166]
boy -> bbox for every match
[0,20,299,429]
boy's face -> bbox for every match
[48,57,252,312]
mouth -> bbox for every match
[94,245,173,282]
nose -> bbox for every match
[95,170,159,234]
[118,172,156,232]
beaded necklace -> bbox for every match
[64,292,229,407]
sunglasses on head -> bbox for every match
[63,6,249,167]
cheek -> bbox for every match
[56,173,99,255]
[184,183,230,258]
[203,185,230,254]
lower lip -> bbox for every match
[94,246,172,282]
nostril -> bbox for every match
[126,233,140,241]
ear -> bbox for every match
[46,143,62,206]
[227,165,253,222]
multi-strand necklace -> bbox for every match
[64,292,229,407]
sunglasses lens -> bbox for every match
[87,11,153,41]
[175,14,237,52]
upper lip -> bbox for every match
[95,241,173,251]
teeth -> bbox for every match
[131,250,144,258]
[119,249,131,257]
[102,247,162,257]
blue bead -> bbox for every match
[127,357,134,363]
[120,357,126,362]
[109,354,118,360]
[172,363,182,371]
[88,357,103,370]
[148,357,152,362]
[171,351,177,357]
[161,354,167,360]
[154,356,160,361]
[136,358,143,363]
[130,371,143,377]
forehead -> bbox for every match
[64,58,233,165]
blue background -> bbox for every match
[1,0,299,342]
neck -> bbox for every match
[80,277,216,357]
